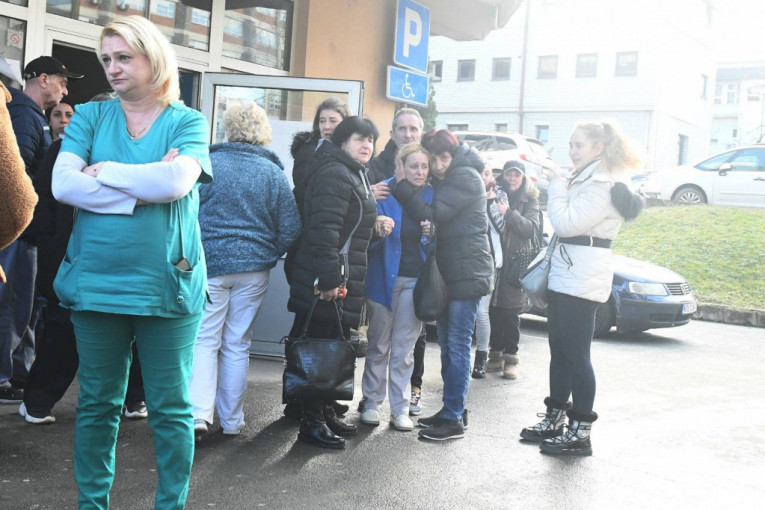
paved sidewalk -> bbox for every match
[1,318,763,509]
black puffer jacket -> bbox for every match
[288,140,378,330]
[393,144,493,300]
[369,138,397,184]
[290,130,320,216]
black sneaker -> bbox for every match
[123,401,148,419]
[418,418,465,441]
[0,387,23,404]
[417,409,469,430]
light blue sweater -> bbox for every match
[199,142,300,278]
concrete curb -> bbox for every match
[694,304,765,328]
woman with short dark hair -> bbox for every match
[392,129,494,441]
[287,116,379,449]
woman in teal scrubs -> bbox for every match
[51,16,212,509]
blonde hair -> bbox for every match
[396,142,431,169]
[574,119,642,172]
[99,16,180,107]
[224,102,272,146]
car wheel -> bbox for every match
[672,185,707,204]
[593,300,615,338]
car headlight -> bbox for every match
[628,282,669,296]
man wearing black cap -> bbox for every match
[0,56,82,405]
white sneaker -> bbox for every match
[19,402,55,425]
[222,422,245,435]
[193,418,208,435]
[360,407,380,425]
[390,413,414,431]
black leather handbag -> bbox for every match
[282,298,356,401]
[413,237,448,321]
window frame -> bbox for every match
[429,60,443,82]
[457,59,476,82]
[492,57,511,81]
[615,51,638,77]
[537,55,558,79]
[576,53,597,78]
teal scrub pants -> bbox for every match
[70,311,202,510]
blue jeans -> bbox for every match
[436,298,480,422]
[0,240,38,388]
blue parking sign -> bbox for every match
[387,66,429,107]
[394,0,430,73]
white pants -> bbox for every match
[362,277,422,415]
[189,271,269,432]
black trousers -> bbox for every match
[290,305,351,421]
[489,306,522,355]
[410,332,427,390]
[546,290,598,415]
[24,300,145,412]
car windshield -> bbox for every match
[457,134,518,152]
[527,139,551,159]
[695,148,765,171]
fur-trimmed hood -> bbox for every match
[290,130,317,158]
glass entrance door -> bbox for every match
[200,73,364,357]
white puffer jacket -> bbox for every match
[546,160,628,303]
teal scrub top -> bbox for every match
[54,99,213,318]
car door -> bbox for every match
[714,148,765,208]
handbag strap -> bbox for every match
[339,190,364,256]
[543,233,558,261]
[300,296,346,341]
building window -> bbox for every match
[457,60,475,81]
[714,84,722,104]
[155,0,176,18]
[576,53,597,78]
[492,58,511,80]
[222,1,293,71]
[732,128,738,137]
[429,60,442,82]
[192,8,210,26]
[447,123,468,131]
[0,16,26,87]
[615,51,638,76]
[678,135,688,165]
[700,74,708,99]
[495,123,508,132]
[726,84,739,104]
[538,55,557,79]
[536,125,549,143]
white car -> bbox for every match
[452,131,557,198]
[640,146,765,208]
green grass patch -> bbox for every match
[613,205,765,310]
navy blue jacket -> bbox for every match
[8,87,51,176]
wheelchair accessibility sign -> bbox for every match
[387,65,429,107]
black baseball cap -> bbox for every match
[501,160,526,176]
[23,56,83,81]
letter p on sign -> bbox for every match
[403,8,421,58]
[394,0,430,74]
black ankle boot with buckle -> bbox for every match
[298,416,346,449]
[323,403,357,436]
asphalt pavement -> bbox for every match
[2,317,764,509]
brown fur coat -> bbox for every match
[0,82,37,283]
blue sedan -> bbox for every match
[529,254,697,337]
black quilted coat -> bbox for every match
[393,144,493,300]
[287,140,377,330]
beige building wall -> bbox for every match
[293,0,398,145]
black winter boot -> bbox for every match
[540,409,598,456]
[298,416,346,449]
[520,397,572,442]
[472,350,488,379]
[324,403,357,436]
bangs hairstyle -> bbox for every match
[574,119,642,172]
[224,102,272,146]
[99,15,180,107]
[312,97,352,136]
[396,142,431,168]
[330,116,379,148]
[421,129,459,156]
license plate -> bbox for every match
[682,302,697,315]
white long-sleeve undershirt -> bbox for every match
[52,152,202,214]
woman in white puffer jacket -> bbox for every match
[520,120,643,456]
